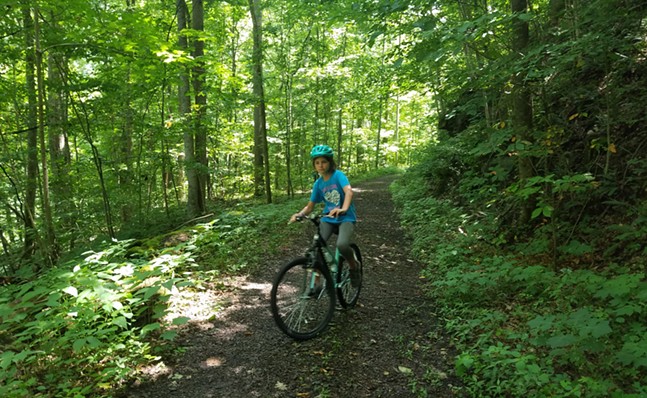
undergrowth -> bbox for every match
[391,171,647,397]
[0,196,303,397]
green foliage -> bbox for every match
[392,170,647,397]
[603,201,647,259]
[0,240,190,397]
[0,192,308,397]
[191,201,303,274]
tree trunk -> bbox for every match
[511,0,535,225]
[375,96,383,170]
[34,2,58,264]
[192,0,208,211]
[337,108,343,168]
[119,1,135,224]
[249,0,272,203]
[21,2,38,260]
[285,73,293,197]
[177,0,202,217]
[394,92,400,166]
[549,0,566,27]
[72,105,116,240]
[120,68,134,223]
[47,46,72,249]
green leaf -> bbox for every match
[86,336,101,348]
[141,322,161,335]
[172,316,190,325]
[455,354,474,376]
[559,240,593,256]
[13,350,31,362]
[527,315,555,332]
[590,320,612,338]
[614,305,640,316]
[112,316,128,329]
[0,351,15,369]
[162,279,177,290]
[143,285,161,300]
[46,292,62,307]
[595,274,642,299]
[542,205,554,217]
[21,286,49,302]
[73,338,86,352]
[161,330,178,341]
[546,334,577,348]
[63,286,79,297]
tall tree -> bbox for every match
[192,0,208,208]
[119,1,136,224]
[46,8,73,250]
[249,0,271,203]
[511,0,534,225]
[34,2,57,264]
[178,0,204,217]
[21,1,38,260]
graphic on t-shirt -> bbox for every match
[324,188,341,207]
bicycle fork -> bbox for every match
[303,249,334,298]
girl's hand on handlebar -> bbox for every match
[327,208,346,218]
[289,213,304,223]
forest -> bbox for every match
[1,0,646,397]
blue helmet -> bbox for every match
[310,145,334,159]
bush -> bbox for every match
[391,167,647,397]
[0,240,191,397]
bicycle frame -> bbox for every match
[304,217,342,293]
[270,212,362,340]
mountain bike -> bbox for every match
[270,214,363,340]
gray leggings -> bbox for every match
[320,221,355,261]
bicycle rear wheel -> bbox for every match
[337,244,363,308]
[270,257,335,340]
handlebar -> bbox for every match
[294,213,323,224]
[293,212,345,224]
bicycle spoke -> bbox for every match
[270,258,335,340]
[337,244,362,309]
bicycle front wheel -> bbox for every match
[270,257,335,340]
[337,244,363,308]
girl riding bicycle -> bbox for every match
[290,145,360,286]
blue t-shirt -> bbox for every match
[310,170,357,224]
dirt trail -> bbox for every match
[127,175,461,398]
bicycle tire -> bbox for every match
[337,244,363,308]
[270,257,336,340]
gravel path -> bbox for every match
[126,175,462,398]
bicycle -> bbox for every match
[270,213,363,340]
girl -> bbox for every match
[290,145,360,286]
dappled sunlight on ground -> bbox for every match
[352,187,375,193]
[163,287,224,323]
[200,357,223,368]
[239,281,272,291]
[134,274,275,386]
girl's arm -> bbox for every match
[329,185,353,217]
[290,201,315,222]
